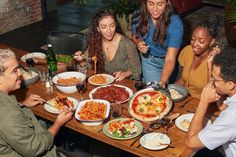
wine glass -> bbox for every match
[76,81,86,101]
[134,78,145,91]
[160,117,173,134]
[25,54,35,67]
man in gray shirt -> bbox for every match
[0,49,73,157]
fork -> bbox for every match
[130,128,152,146]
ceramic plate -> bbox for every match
[88,74,114,86]
[140,132,170,150]
[43,97,78,114]
[167,84,188,102]
[74,99,110,126]
[175,113,193,132]
[89,84,133,104]
[103,118,143,140]
[21,52,46,62]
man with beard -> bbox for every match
[185,47,236,157]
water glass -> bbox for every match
[77,61,88,74]
[38,69,47,81]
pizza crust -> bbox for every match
[128,89,172,122]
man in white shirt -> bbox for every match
[185,47,236,157]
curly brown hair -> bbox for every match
[136,0,174,46]
[87,8,124,71]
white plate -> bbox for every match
[140,133,170,150]
[175,113,193,132]
[21,52,46,62]
[88,74,114,86]
[175,113,211,132]
[89,84,133,104]
[74,99,110,126]
[43,97,79,114]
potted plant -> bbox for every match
[224,0,236,46]
[112,0,139,32]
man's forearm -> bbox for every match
[187,101,209,138]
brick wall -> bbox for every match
[0,0,42,34]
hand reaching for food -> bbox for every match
[208,46,220,68]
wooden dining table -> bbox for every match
[1,44,219,157]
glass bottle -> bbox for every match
[47,44,57,77]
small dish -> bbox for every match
[21,52,46,62]
[175,113,211,132]
[140,132,170,150]
[74,99,110,126]
[88,74,114,86]
[44,97,78,114]
[167,84,188,102]
[20,67,39,87]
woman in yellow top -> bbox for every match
[175,18,220,99]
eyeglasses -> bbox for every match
[210,75,224,83]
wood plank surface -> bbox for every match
[1,43,219,157]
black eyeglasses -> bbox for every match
[210,75,224,83]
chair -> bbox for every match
[47,31,88,55]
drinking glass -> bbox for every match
[77,60,88,74]
[111,103,121,118]
[76,81,86,101]
[25,54,35,67]
[160,117,173,134]
[134,78,146,91]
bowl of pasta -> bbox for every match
[52,71,86,93]
[75,99,110,126]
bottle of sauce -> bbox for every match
[47,44,57,77]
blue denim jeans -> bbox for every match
[141,54,165,83]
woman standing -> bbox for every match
[132,0,183,86]
[74,9,141,81]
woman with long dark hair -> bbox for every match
[75,8,141,81]
[132,0,183,86]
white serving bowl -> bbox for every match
[21,67,39,87]
[75,99,110,126]
[52,71,86,93]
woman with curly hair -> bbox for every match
[176,16,220,99]
[132,0,183,86]
[74,8,141,81]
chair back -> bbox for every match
[47,31,87,55]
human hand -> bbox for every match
[159,80,166,88]
[200,81,221,104]
[113,71,131,81]
[137,41,149,54]
[207,46,220,68]
[55,108,73,127]
[21,94,45,107]
[73,51,84,61]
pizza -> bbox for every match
[128,89,172,122]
